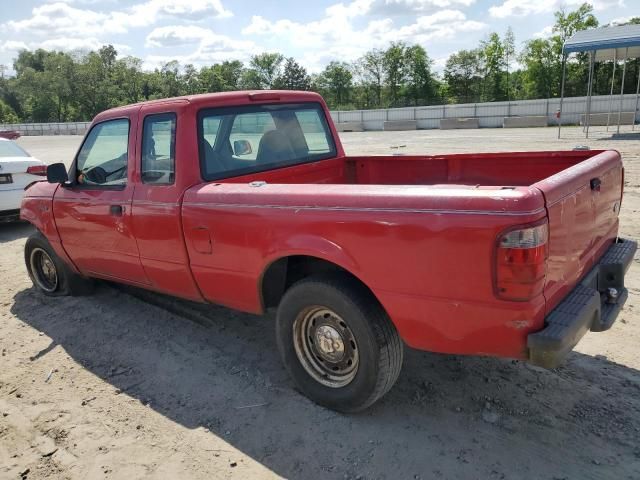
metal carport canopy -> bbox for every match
[558,24,640,139]
[563,24,640,61]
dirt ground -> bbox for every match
[1,126,640,480]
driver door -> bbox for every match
[53,116,149,285]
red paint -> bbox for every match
[21,91,624,361]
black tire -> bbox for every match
[276,273,403,412]
[24,231,94,296]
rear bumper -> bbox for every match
[0,209,21,223]
[0,188,25,211]
[528,238,637,368]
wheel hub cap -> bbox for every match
[292,307,359,388]
[315,325,345,361]
[30,247,59,293]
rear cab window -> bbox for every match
[141,113,177,185]
[198,103,336,181]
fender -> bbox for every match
[258,233,376,313]
[21,182,81,274]
[262,233,362,276]
[21,182,59,240]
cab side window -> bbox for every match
[142,113,176,185]
[76,119,129,187]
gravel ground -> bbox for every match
[1,126,640,480]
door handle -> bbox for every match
[110,205,124,216]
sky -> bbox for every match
[0,0,638,75]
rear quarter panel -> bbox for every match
[182,183,547,359]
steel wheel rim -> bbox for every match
[293,306,359,388]
[30,247,58,293]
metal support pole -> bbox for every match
[558,54,567,139]
[585,51,595,139]
[617,47,628,135]
[606,51,617,131]
[634,60,640,131]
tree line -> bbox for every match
[0,3,638,124]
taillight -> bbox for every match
[494,221,548,301]
[27,165,47,176]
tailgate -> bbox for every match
[534,150,623,314]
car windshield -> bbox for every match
[198,102,336,181]
[0,140,30,158]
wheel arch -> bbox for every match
[259,254,385,314]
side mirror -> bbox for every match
[233,139,252,156]
[46,163,69,184]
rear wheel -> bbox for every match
[25,232,93,296]
[276,273,403,412]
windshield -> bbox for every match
[0,140,30,158]
[198,102,336,181]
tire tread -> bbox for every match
[278,273,403,412]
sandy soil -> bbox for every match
[1,126,640,480]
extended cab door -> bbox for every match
[53,117,149,285]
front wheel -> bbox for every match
[276,273,403,412]
[24,232,93,296]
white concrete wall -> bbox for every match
[330,93,640,131]
[3,93,639,134]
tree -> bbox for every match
[359,49,385,108]
[200,61,244,92]
[480,32,506,101]
[243,52,284,89]
[519,39,558,99]
[383,42,407,107]
[274,58,310,90]
[182,64,200,95]
[444,49,483,103]
[552,3,598,46]
[315,61,353,107]
[503,27,516,101]
[113,56,144,104]
[404,45,436,106]
[0,4,618,124]
[0,99,19,123]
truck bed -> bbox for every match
[225,150,600,187]
[183,148,622,359]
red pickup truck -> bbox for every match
[20,91,636,412]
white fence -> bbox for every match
[330,93,640,130]
[2,94,639,135]
[0,122,90,136]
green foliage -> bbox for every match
[199,61,244,92]
[357,49,385,108]
[243,52,284,89]
[0,3,625,120]
[519,39,559,99]
[274,58,311,90]
[383,42,407,107]
[444,49,483,103]
[405,45,437,106]
[0,99,19,123]
[314,61,353,107]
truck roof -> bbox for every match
[95,90,325,121]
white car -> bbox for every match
[0,137,47,222]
